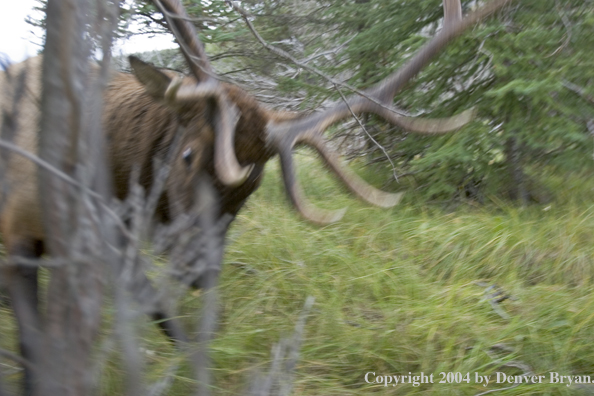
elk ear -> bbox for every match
[129,56,172,98]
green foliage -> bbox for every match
[303,0,594,202]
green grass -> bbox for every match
[2,154,594,395]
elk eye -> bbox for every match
[182,147,193,167]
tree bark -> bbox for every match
[37,0,120,394]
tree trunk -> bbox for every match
[36,0,120,394]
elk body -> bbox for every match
[0,54,292,394]
[0,0,513,394]
[1,56,284,250]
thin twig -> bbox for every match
[0,139,134,242]
[563,80,594,106]
[545,0,572,58]
[334,84,400,182]
[142,8,217,25]
[0,256,68,268]
[474,345,534,396]
[0,349,30,369]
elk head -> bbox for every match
[150,0,513,224]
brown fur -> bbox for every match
[0,56,291,254]
[1,56,292,393]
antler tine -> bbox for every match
[213,101,256,186]
[377,107,476,135]
[275,132,402,224]
[370,0,511,104]
[266,0,512,223]
[153,0,213,82]
[154,0,253,186]
[163,73,253,186]
[278,147,347,225]
[304,136,403,208]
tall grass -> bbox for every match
[2,155,594,395]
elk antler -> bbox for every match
[265,0,513,224]
[153,0,252,186]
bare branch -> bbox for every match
[335,84,400,182]
[563,80,594,106]
[248,297,315,396]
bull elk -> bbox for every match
[0,0,512,393]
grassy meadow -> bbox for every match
[2,154,594,395]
